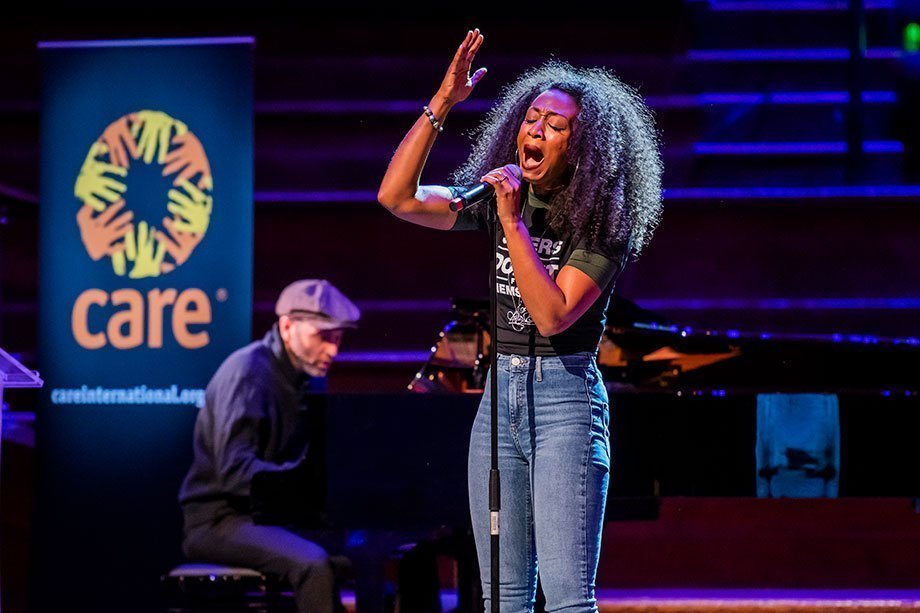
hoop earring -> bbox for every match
[572,157,580,179]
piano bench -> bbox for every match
[161,563,295,612]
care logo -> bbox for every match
[74,110,213,278]
[70,110,215,350]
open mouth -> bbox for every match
[521,144,544,171]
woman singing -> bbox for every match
[377,28,663,612]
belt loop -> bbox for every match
[535,356,543,382]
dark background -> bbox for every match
[5,4,919,396]
[3,4,920,612]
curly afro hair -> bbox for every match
[451,59,663,259]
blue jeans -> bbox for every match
[468,352,611,613]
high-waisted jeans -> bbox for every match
[468,352,611,613]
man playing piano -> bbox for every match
[178,279,360,613]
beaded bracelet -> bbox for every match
[422,105,444,132]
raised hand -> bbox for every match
[74,142,128,212]
[131,110,188,165]
[99,114,139,168]
[123,220,166,279]
[436,28,487,106]
[162,131,212,189]
[166,178,212,235]
[76,199,134,261]
[156,217,203,273]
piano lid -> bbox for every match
[408,297,920,395]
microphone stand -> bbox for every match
[487,201,501,613]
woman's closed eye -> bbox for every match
[524,117,567,131]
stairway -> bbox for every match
[678,0,906,187]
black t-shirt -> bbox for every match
[450,184,628,357]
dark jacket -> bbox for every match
[178,324,322,529]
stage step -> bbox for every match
[596,589,920,612]
[338,588,920,613]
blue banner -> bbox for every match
[39,38,253,408]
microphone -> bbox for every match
[449,164,522,212]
